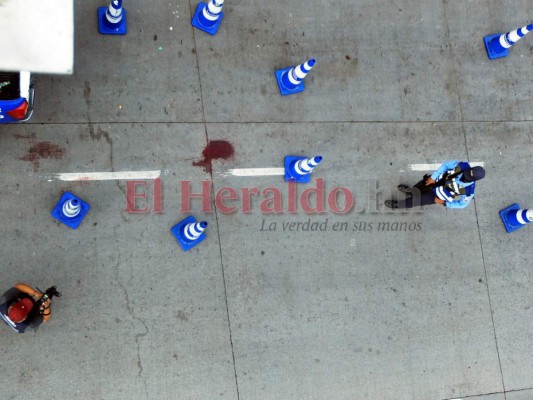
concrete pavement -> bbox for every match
[0,1,532,399]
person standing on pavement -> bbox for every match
[0,284,61,333]
[385,160,485,209]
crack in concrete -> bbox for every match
[113,258,150,398]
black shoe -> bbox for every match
[385,200,398,209]
[397,184,410,192]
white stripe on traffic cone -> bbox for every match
[183,221,208,241]
[62,199,81,218]
[293,156,322,177]
[105,0,124,26]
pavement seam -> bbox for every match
[461,45,508,400]
[21,120,533,125]
[443,1,507,398]
[188,0,240,398]
[441,386,533,400]
[189,1,206,126]
[210,185,241,400]
[442,0,465,127]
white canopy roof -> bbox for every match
[0,0,74,74]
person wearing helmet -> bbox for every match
[0,284,61,333]
[385,161,486,209]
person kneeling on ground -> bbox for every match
[0,284,61,333]
[385,160,485,209]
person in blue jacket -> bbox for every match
[385,161,485,209]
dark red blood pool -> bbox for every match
[193,140,234,173]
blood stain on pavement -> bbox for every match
[20,141,65,172]
[193,140,234,173]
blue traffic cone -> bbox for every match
[284,155,323,183]
[500,203,533,233]
[275,59,316,96]
[98,0,127,35]
[191,0,224,35]
[484,23,533,60]
[51,192,91,229]
[171,216,208,251]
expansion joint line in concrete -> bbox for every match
[189,0,207,127]
[443,387,533,400]
[442,0,506,396]
[211,191,241,400]
[187,3,240,397]
[472,198,507,397]
[20,119,533,125]
[442,0,465,126]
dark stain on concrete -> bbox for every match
[193,140,234,173]
[14,133,37,141]
[83,81,91,103]
[20,141,65,172]
[175,310,190,322]
[89,126,112,145]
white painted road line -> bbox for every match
[221,163,486,177]
[50,163,485,181]
[220,168,285,177]
[408,162,485,171]
[53,170,161,181]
